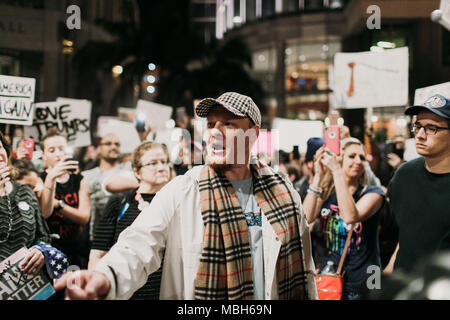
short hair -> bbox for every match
[12,159,39,180]
[131,141,170,170]
[40,127,66,150]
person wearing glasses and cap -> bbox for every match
[384,94,450,275]
[54,92,318,300]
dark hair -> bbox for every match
[285,164,300,182]
[0,131,18,179]
[12,159,39,180]
[40,127,66,150]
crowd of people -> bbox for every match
[0,92,449,300]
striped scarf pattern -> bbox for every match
[194,161,309,300]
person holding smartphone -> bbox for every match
[39,128,91,269]
[302,137,385,300]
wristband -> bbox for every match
[307,185,322,197]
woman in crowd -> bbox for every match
[88,141,172,300]
[302,137,385,300]
[39,128,91,269]
[0,132,51,277]
[12,159,44,197]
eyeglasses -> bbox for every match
[140,159,169,169]
[100,141,121,147]
[411,123,450,136]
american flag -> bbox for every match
[32,242,69,279]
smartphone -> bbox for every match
[20,138,34,160]
[292,145,300,160]
[136,112,147,133]
[324,125,340,155]
[65,147,77,173]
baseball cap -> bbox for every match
[305,137,325,163]
[405,94,450,119]
[195,92,261,126]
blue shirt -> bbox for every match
[229,178,264,300]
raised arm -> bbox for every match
[39,156,78,219]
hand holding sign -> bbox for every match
[20,249,44,277]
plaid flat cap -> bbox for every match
[195,92,261,126]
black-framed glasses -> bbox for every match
[100,141,121,147]
[411,123,450,136]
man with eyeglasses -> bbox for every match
[384,94,450,275]
[82,133,133,244]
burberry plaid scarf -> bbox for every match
[194,161,309,300]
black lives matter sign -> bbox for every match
[0,247,55,300]
[0,75,36,125]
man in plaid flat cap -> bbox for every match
[55,92,318,300]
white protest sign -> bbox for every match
[333,47,409,108]
[97,117,141,154]
[24,99,91,147]
[136,99,173,131]
[0,75,36,125]
[414,82,450,105]
[272,118,324,153]
[155,127,184,163]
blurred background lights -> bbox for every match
[232,16,242,24]
[370,46,384,53]
[377,41,396,49]
[112,65,123,75]
[146,85,156,94]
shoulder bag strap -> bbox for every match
[336,186,368,276]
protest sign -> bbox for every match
[136,99,173,131]
[0,247,55,300]
[272,118,324,153]
[0,75,35,125]
[97,117,141,154]
[24,98,91,147]
[414,81,450,105]
[154,127,184,163]
[333,47,409,108]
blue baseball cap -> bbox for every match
[305,137,325,163]
[405,94,450,119]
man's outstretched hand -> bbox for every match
[54,270,111,300]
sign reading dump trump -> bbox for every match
[332,47,409,108]
[0,247,55,300]
[0,75,36,125]
[24,98,91,147]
